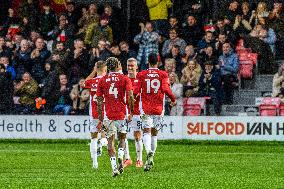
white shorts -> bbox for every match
[103,119,127,138]
[90,118,99,133]
[128,115,142,132]
[140,114,164,130]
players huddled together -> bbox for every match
[84,54,176,177]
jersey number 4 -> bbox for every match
[109,83,118,98]
[145,79,160,94]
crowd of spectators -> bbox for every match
[0,0,284,116]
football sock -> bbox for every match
[118,148,124,160]
[143,132,152,154]
[90,139,98,163]
[110,157,117,171]
[124,139,131,160]
[151,136,157,155]
[135,139,143,161]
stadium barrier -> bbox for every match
[0,115,284,141]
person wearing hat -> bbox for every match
[198,60,222,115]
[85,14,113,48]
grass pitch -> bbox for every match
[0,140,284,189]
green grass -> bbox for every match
[0,140,284,189]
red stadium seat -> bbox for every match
[239,60,254,79]
[279,104,284,116]
[183,104,202,116]
[259,104,277,116]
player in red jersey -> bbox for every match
[84,61,107,169]
[135,53,176,171]
[96,57,135,177]
[123,58,144,168]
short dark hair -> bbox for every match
[148,53,158,66]
[96,61,106,71]
[106,57,120,71]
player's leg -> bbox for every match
[118,132,127,173]
[141,115,154,171]
[151,128,158,156]
[134,130,143,168]
[123,138,132,168]
[89,119,99,169]
[100,131,108,147]
[104,120,119,177]
[133,116,143,168]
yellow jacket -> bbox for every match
[146,0,172,20]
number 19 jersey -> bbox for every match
[96,72,133,120]
[135,68,176,115]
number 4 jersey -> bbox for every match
[96,72,133,120]
[135,68,176,115]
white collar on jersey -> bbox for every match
[109,71,122,74]
[148,68,159,70]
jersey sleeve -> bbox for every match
[161,73,176,102]
[124,76,132,92]
[84,79,92,89]
[134,73,142,95]
[96,79,104,97]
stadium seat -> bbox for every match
[183,104,202,116]
[279,104,284,116]
[259,104,277,116]
[239,60,254,79]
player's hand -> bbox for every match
[127,114,133,123]
[170,100,177,107]
[97,121,103,131]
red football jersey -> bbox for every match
[135,68,176,115]
[84,76,103,119]
[127,77,140,115]
[96,72,133,120]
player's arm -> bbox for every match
[162,77,176,106]
[133,73,142,97]
[96,80,104,122]
[126,77,135,121]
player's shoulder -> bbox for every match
[137,70,148,77]
[158,69,168,76]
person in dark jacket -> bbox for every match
[181,15,203,46]
[0,64,14,114]
[199,61,223,115]
[39,3,57,39]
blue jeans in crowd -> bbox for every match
[53,104,72,115]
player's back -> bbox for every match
[84,76,102,119]
[137,68,169,115]
[97,72,132,120]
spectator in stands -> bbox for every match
[164,45,183,77]
[258,22,277,55]
[84,14,113,48]
[0,64,14,114]
[198,45,218,70]
[65,39,90,86]
[14,39,32,81]
[215,18,236,45]
[181,45,197,65]
[77,3,100,38]
[272,63,284,102]
[197,31,215,53]
[146,0,172,37]
[49,14,75,50]
[181,15,203,46]
[233,2,253,37]
[0,37,12,58]
[46,41,68,74]
[30,37,51,85]
[119,41,137,67]
[0,56,16,80]
[39,3,57,39]
[181,59,202,97]
[103,4,125,42]
[29,30,41,47]
[19,17,34,39]
[218,41,239,104]
[221,0,240,25]
[18,0,39,30]
[51,74,72,115]
[14,72,39,114]
[251,2,269,26]
[198,61,222,115]
[134,22,159,70]
[88,39,111,70]
[2,8,21,39]
[215,33,228,56]
[164,58,176,75]
[269,0,284,58]
[162,28,187,57]
[64,1,80,28]
[168,16,179,32]
[70,77,89,115]
[168,72,183,116]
